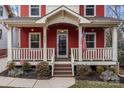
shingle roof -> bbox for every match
[2,16,120,24]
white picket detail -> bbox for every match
[12,48,54,61]
[71,48,113,61]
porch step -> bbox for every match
[53,64,73,77]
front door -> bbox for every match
[57,30,68,58]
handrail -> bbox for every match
[51,48,55,76]
[71,49,74,76]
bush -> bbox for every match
[96,66,105,74]
[76,65,93,79]
[7,62,15,70]
[22,62,31,71]
[8,68,23,77]
[35,62,50,78]
[118,50,124,66]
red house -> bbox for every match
[4,5,120,76]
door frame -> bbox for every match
[57,29,68,58]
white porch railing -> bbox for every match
[71,48,113,61]
[12,48,54,61]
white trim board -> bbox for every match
[84,5,96,17]
[57,29,68,58]
[29,5,41,17]
[29,32,41,48]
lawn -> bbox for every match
[70,80,124,88]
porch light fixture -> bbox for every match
[91,29,94,31]
[31,29,34,32]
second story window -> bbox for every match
[0,6,3,17]
[30,5,40,17]
[85,5,95,17]
[0,29,2,39]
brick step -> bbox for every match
[0,55,7,59]
[54,67,72,70]
[53,74,73,77]
[54,71,72,75]
[54,64,71,67]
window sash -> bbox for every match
[0,29,2,39]
[85,5,95,16]
[0,6,3,16]
[30,5,40,16]
[86,33,95,48]
[30,33,40,48]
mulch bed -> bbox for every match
[0,67,51,80]
[75,71,124,83]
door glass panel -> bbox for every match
[58,35,67,55]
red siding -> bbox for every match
[96,5,104,17]
[20,27,43,48]
[20,5,29,17]
[20,26,104,55]
[47,23,78,56]
[41,5,46,16]
[79,5,84,16]
[79,5,104,17]
[20,5,46,17]
[85,28,104,48]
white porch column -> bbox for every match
[7,27,13,62]
[43,25,47,61]
[112,27,118,62]
[78,25,82,61]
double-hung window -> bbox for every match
[0,6,3,17]
[85,5,95,17]
[0,29,2,39]
[30,5,40,17]
[86,33,96,48]
[29,33,41,48]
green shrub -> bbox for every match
[35,62,50,78]
[76,65,93,79]
[96,66,105,74]
[22,62,31,71]
[7,62,15,70]
[118,50,124,66]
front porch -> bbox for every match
[11,47,117,65]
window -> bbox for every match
[30,5,40,16]
[0,29,2,39]
[29,33,40,48]
[0,6,3,17]
[85,5,95,16]
[86,33,96,48]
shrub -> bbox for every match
[8,68,23,77]
[7,62,15,70]
[35,62,50,78]
[22,62,31,71]
[96,66,105,74]
[76,65,93,79]
[118,50,124,66]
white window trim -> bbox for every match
[0,6,3,17]
[29,32,41,48]
[57,29,68,58]
[29,5,41,17]
[85,32,96,48]
[84,5,96,17]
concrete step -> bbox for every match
[54,67,72,70]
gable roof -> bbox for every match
[36,5,91,24]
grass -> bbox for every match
[70,80,124,88]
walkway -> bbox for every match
[0,76,75,88]
[0,58,8,73]
[0,58,75,88]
